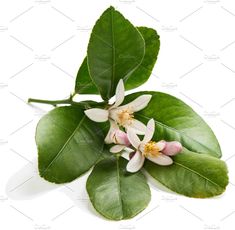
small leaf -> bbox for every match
[87,6,145,100]
[75,57,99,95]
[86,157,151,220]
[125,27,160,90]
[124,91,222,158]
[145,149,228,198]
[36,106,104,183]
[75,27,160,95]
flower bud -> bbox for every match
[162,141,182,156]
[114,130,131,146]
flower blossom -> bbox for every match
[85,79,152,136]
[124,119,182,173]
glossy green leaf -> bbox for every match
[36,106,104,183]
[86,157,151,220]
[145,149,228,198]
[75,26,160,95]
[124,91,221,158]
[125,27,160,90]
[87,6,145,100]
[75,57,99,95]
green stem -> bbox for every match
[28,97,72,106]
[28,94,108,108]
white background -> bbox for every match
[1,0,235,229]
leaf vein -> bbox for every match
[41,116,86,176]
[174,161,222,189]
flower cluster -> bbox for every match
[85,79,182,172]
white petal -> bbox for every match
[147,154,173,166]
[120,147,134,160]
[110,145,126,153]
[143,119,155,143]
[156,140,166,151]
[84,109,109,122]
[127,119,146,135]
[110,79,125,109]
[127,129,141,149]
[108,108,119,121]
[121,152,129,160]
[126,151,145,173]
[122,95,152,112]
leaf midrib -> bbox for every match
[116,158,124,218]
[137,113,219,156]
[41,115,86,176]
[174,161,222,189]
[110,7,115,98]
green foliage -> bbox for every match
[29,6,228,221]
[87,157,151,220]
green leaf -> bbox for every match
[87,6,145,100]
[75,57,99,95]
[124,91,222,158]
[125,27,160,90]
[86,157,151,220]
[145,149,228,198]
[75,26,160,95]
[36,106,104,183]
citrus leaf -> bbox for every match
[145,149,228,198]
[86,157,151,220]
[87,6,145,100]
[125,26,160,90]
[75,57,99,95]
[124,91,221,158]
[75,26,160,95]
[36,106,104,183]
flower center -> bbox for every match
[143,141,160,157]
[117,109,133,126]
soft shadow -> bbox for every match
[60,170,107,220]
[5,159,102,218]
[6,159,60,200]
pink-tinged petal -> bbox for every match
[127,119,146,135]
[122,95,152,112]
[127,129,141,149]
[115,130,131,146]
[146,154,173,166]
[110,145,126,153]
[110,79,125,108]
[126,151,145,173]
[162,141,182,156]
[104,120,119,144]
[84,109,109,122]
[156,140,166,151]
[143,119,155,143]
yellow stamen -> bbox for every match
[143,141,160,157]
[117,109,133,126]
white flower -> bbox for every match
[126,119,182,173]
[84,79,152,135]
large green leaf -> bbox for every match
[124,91,222,158]
[87,6,145,100]
[145,149,228,198]
[86,157,151,220]
[75,26,160,95]
[36,106,104,183]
